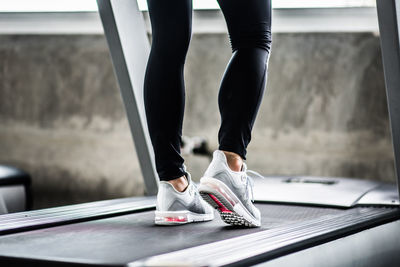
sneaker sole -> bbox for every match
[154,210,214,226]
[199,177,261,227]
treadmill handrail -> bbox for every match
[377,0,400,202]
[97,0,159,195]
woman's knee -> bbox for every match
[229,25,272,54]
[151,26,192,63]
[218,0,272,54]
[147,0,192,62]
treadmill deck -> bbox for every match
[0,200,397,266]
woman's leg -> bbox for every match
[199,0,272,228]
[144,0,192,181]
[216,0,272,161]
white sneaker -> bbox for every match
[199,150,261,227]
[155,170,214,225]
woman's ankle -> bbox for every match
[221,150,243,172]
[167,175,188,192]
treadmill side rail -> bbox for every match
[255,220,400,267]
[0,196,156,235]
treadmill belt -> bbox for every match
[0,203,370,266]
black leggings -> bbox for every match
[144,0,272,181]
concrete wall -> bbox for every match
[0,32,395,209]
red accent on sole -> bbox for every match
[164,217,187,222]
[209,194,232,213]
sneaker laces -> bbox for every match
[242,163,265,203]
[191,182,199,196]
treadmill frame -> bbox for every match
[97,0,400,200]
[97,0,158,195]
[377,0,400,197]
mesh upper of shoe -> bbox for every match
[203,150,261,221]
[156,172,213,215]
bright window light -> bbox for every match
[274,0,375,8]
[0,0,98,12]
[0,0,376,12]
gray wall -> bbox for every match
[0,32,394,209]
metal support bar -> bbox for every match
[96,0,158,195]
[376,0,400,199]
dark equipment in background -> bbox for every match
[181,135,213,158]
[0,165,32,214]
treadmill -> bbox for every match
[0,0,399,266]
